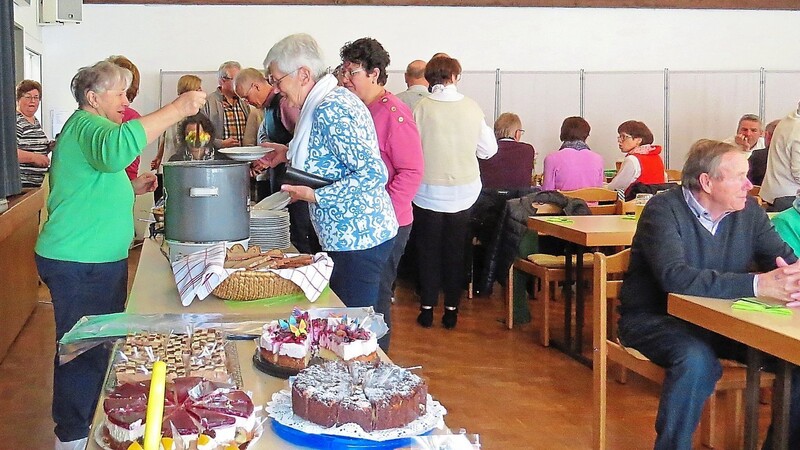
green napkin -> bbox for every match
[620,215,638,221]
[732,297,793,315]
[544,217,574,224]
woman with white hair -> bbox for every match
[35,60,205,450]
[260,33,398,311]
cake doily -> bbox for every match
[266,389,447,442]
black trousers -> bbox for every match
[413,204,471,309]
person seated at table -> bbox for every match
[478,112,534,190]
[617,138,800,450]
[772,191,800,255]
[541,116,604,191]
[168,113,217,162]
[607,120,666,195]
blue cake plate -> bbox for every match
[271,419,432,449]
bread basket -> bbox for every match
[212,270,302,301]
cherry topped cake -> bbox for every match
[258,308,379,371]
[101,376,256,450]
[291,360,428,432]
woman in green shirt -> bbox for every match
[35,60,205,450]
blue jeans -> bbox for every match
[328,237,395,310]
[36,254,128,442]
[376,225,412,352]
[619,311,800,450]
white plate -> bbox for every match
[219,146,274,161]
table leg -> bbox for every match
[745,347,763,450]
[563,242,574,353]
[771,360,792,450]
[574,245,585,356]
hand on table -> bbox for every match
[758,256,800,305]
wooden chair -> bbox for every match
[666,169,682,182]
[559,188,619,215]
[592,250,775,449]
[616,199,636,215]
[505,202,593,347]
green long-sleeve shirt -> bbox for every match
[36,110,146,263]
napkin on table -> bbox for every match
[172,242,334,306]
[732,297,792,315]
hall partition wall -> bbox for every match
[384,68,800,172]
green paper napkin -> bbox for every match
[732,297,793,315]
[544,217,574,224]
[620,215,638,221]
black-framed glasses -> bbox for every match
[267,68,300,87]
[220,75,233,81]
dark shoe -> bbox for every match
[417,308,433,328]
[442,308,458,329]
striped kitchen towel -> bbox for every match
[172,242,228,306]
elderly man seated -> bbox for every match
[617,139,800,450]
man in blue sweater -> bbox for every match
[618,139,800,450]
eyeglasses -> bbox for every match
[341,68,364,79]
[617,133,634,141]
[240,83,255,100]
[517,129,525,136]
[22,94,40,101]
[268,68,300,88]
[220,75,233,81]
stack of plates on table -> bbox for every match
[250,209,291,250]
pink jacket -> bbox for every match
[367,92,424,227]
[542,146,604,191]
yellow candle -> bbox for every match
[143,360,167,450]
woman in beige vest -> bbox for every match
[412,55,497,329]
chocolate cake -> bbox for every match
[291,361,427,432]
[102,376,256,450]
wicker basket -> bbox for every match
[212,270,302,301]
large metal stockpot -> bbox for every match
[163,160,250,243]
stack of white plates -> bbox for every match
[250,209,291,250]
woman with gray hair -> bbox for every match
[35,60,205,450]
[259,33,398,312]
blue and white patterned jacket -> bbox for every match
[302,87,398,251]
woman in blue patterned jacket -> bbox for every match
[260,33,398,310]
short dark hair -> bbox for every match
[339,38,391,86]
[425,56,461,87]
[618,120,653,145]
[179,113,215,146]
[16,79,42,100]
[560,116,590,141]
[681,139,742,192]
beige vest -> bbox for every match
[414,97,484,186]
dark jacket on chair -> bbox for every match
[475,190,591,294]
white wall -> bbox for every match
[13,1,43,55]
[39,4,800,172]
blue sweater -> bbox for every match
[619,188,796,315]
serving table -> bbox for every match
[669,293,800,450]
[527,215,638,364]
[85,238,383,449]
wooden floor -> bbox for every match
[0,246,771,449]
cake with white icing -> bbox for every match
[291,360,427,432]
[258,309,378,370]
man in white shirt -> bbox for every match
[395,60,430,110]
[761,102,800,211]
[723,113,764,155]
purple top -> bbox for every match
[478,139,535,190]
[541,146,605,191]
[367,91,424,227]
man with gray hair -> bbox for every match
[618,139,800,449]
[202,61,253,149]
[723,113,764,154]
[395,59,429,110]
[761,103,800,211]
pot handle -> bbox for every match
[189,187,219,197]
